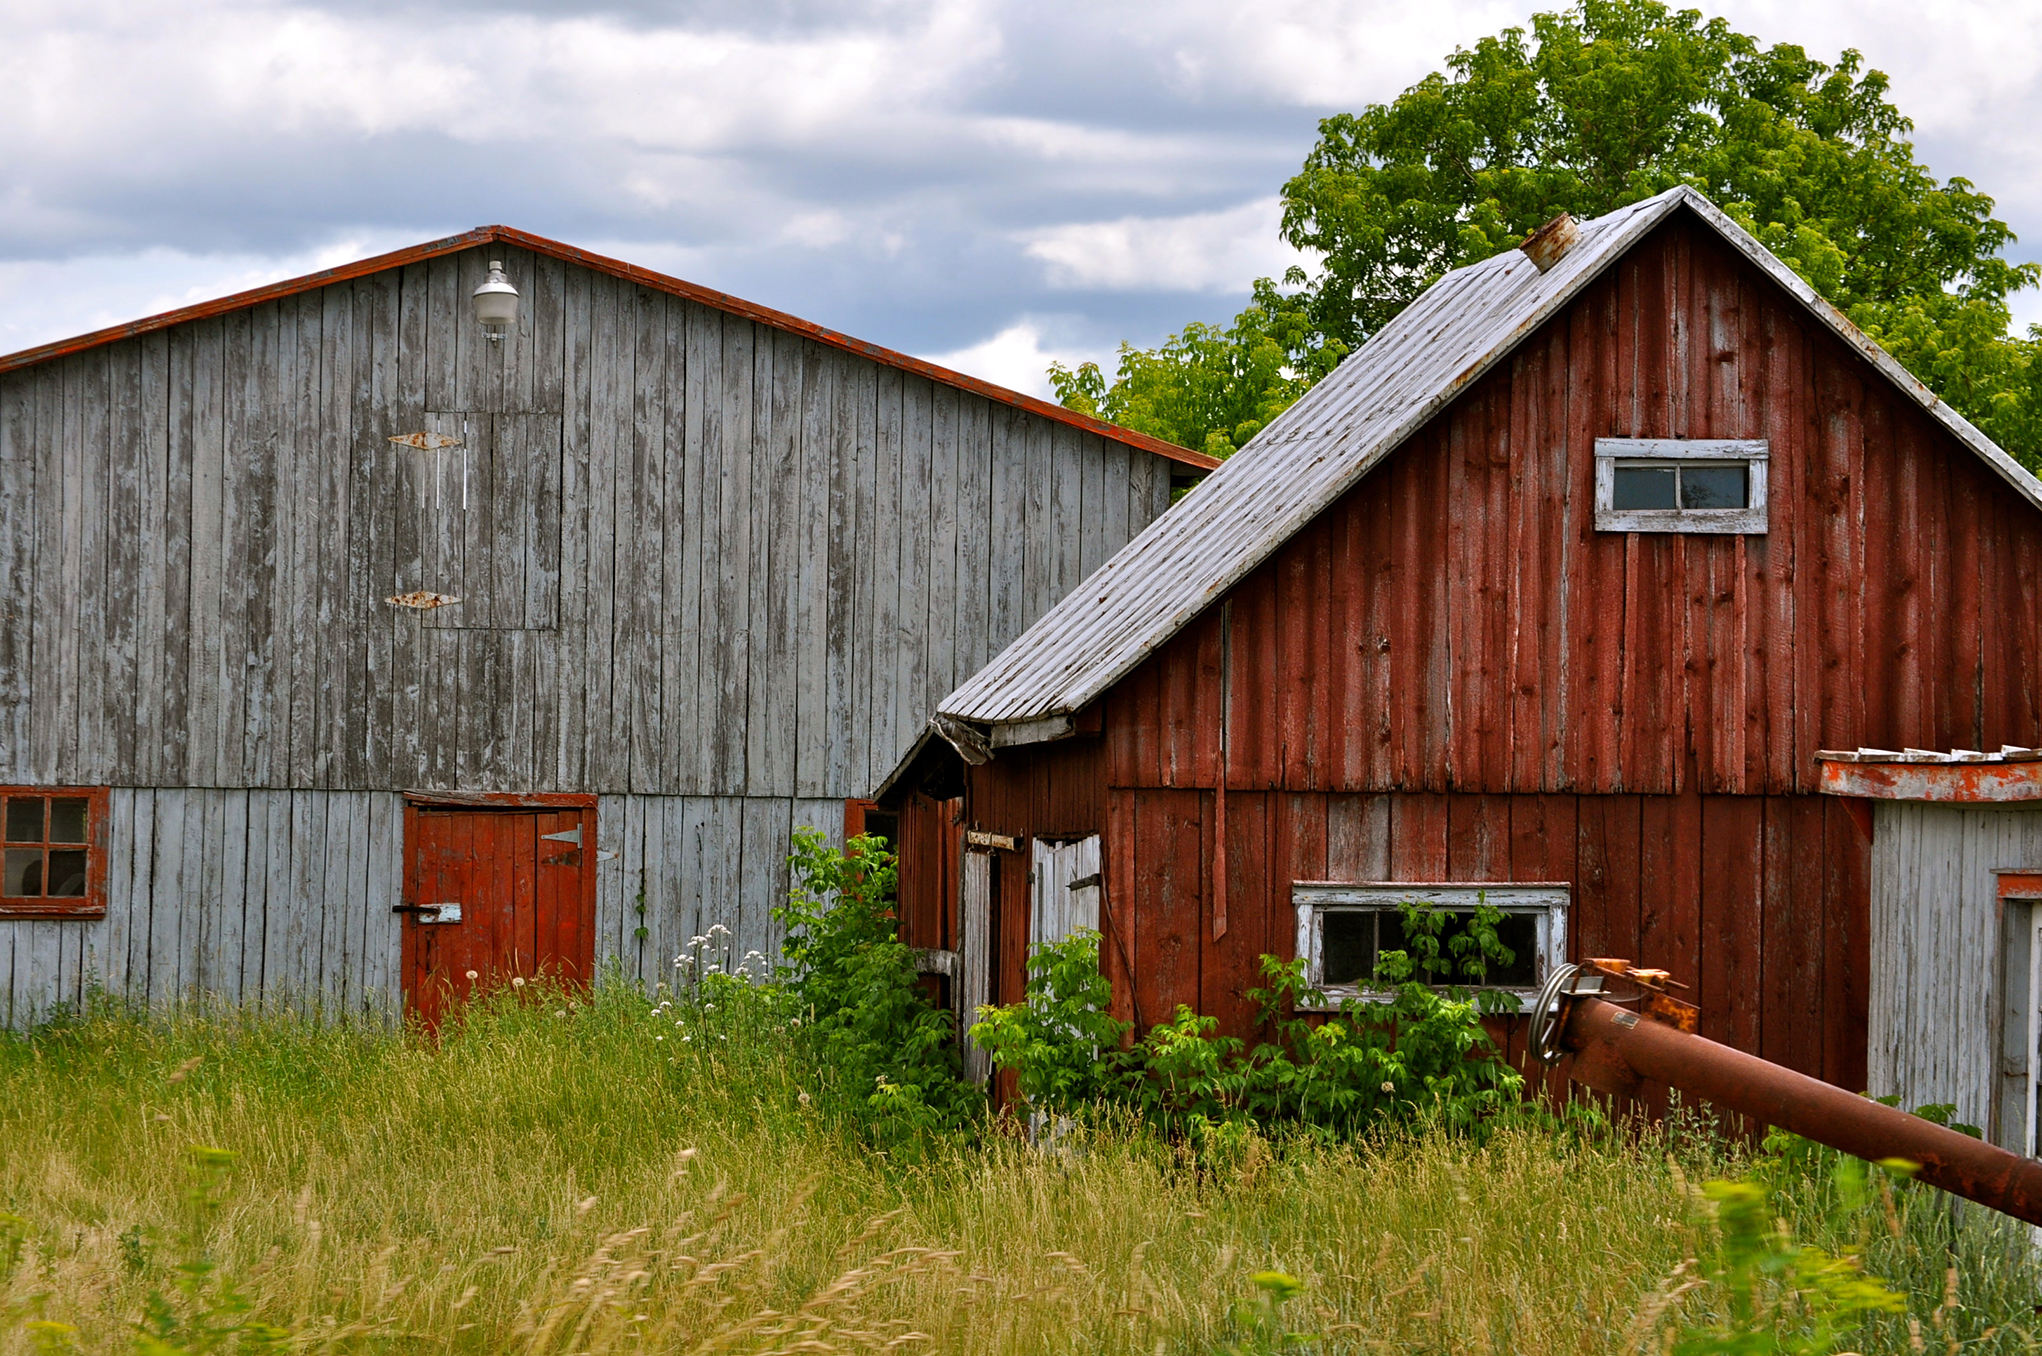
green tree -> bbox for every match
[1062,0,2042,469]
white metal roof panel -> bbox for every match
[935,186,2042,730]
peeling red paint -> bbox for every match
[1817,760,2042,802]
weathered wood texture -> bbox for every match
[592,794,844,992]
[1099,218,2042,796]
[0,245,1175,800]
[1866,802,2042,1148]
[0,788,404,1026]
[963,785,1866,1093]
[0,789,850,1023]
[948,214,2042,1089]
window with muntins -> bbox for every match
[1594,438,1768,534]
[0,787,109,918]
[1292,882,1569,1008]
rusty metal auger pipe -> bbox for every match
[1528,963,2042,1228]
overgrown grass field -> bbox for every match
[3,979,2041,1356]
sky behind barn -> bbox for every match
[2,0,2038,398]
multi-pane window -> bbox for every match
[1293,882,1569,1007]
[1593,438,1769,534]
[0,788,106,917]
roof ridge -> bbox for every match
[0,224,1218,471]
[926,185,2042,742]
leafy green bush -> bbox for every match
[773,828,979,1148]
[972,899,1526,1144]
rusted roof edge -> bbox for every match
[0,224,1220,472]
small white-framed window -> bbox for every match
[1293,882,1569,1008]
[1593,438,1768,535]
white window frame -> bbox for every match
[1293,882,1570,1010]
[1593,438,1769,535]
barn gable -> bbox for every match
[934,186,2042,738]
[900,187,2042,1097]
[0,230,1210,1025]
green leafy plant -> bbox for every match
[967,928,1130,1115]
[976,900,1524,1143]
[1219,1271,1313,1355]
[775,828,979,1148]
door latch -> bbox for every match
[393,902,463,924]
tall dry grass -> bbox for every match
[1,981,2035,1355]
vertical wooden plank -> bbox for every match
[0,373,36,783]
[793,343,833,796]
[1699,795,1762,1055]
[1326,793,1391,880]
[714,318,756,794]
[363,792,402,1020]
[125,791,158,1007]
[663,302,703,795]
[748,330,801,797]
[926,383,961,715]
[952,395,994,683]
[864,366,903,791]
[582,275,624,791]
[555,266,594,790]
[1388,793,1450,879]
[1022,416,1054,625]
[96,787,136,1001]
[103,344,145,785]
[987,406,1030,659]
[822,351,859,796]
[1131,788,1203,1032]
[212,791,249,1006]
[147,790,188,1007]
[629,287,667,793]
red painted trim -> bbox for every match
[1817,759,2042,802]
[0,224,1220,472]
[1997,870,2042,900]
[0,786,111,919]
[403,789,599,810]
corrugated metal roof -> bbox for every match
[0,225,1219,473]
[937,185,2042,730]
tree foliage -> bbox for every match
[1059,0,2042,470]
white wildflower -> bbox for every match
[465,969,479,981]
[511,976,527,989]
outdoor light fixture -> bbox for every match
[471,259,520,341]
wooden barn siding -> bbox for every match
[592,795,845,992]
[0,244,1173,801]
[1102,219,2042,798]
[0,790,843,1025]
[1093,788,1867,1092]
[0,788,404,1027]
[1867,803,2042,1146]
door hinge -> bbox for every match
[541,826,582,845]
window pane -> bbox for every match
[1680,463,1749,509]
[1320,911,1377,987]
[1611,466,1677,510]
[3,848,43,896]
[4,797,43,843]
[48,798,87,844]
[1376,907,1540,986]
[46,850,87,897]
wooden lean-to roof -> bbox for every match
[930,185,2042,740]
[0,224,1219,472]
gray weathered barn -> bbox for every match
[0,225,1212,1025]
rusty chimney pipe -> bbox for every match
[1520,213,1580,272]
[1545,981,2042,1226]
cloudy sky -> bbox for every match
[2,0,2039,396]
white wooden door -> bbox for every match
[958,848,994,1083]
[1030,836,1102,952]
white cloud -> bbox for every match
[921,321,1109,398]
[1022,197,1309,293]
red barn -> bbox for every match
[877,186,2042,1093]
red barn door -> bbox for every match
[401,801,596,1028]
